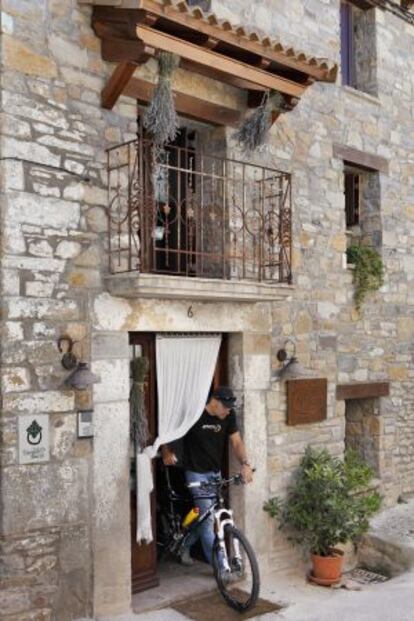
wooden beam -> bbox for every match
[333,143,389,174]
[101,38,149,63]
[99,36,266,91]
[123,77,241,127]
[336,382,390,401]
[136,25,306,98]
[136,0,336,82]
[101,61,138,109]
[178,58,266,92]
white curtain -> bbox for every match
[136,334,221,542]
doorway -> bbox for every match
[344,397,382,476]
[129,333,228,595]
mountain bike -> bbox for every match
[157,467,260,611]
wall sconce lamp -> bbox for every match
[274,338,313,381]
[58,336,100,390]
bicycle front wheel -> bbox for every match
[212,525,260,611]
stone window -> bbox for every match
[344,170,360,227]
[340,1,378,96]
[343,163,382,252]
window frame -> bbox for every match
[340,1,356,87]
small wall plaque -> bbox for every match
[286,378,327,425]
[18,414,50,464]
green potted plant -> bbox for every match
[264,446,381,585]
[346,243,384,310]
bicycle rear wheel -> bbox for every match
[212,525,260,611]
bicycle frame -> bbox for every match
[159,469,241,570]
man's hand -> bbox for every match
[240,463,254,484]
[161,445,178,466]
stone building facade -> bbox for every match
[0,1,413,620]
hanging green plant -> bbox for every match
[346,243,384,310]
[233,89,286,152]
[143,51,180,151]
[130,356,150,451]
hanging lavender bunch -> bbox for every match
[143,52,180,150]
[130,357,150,452]
[233,90,285,152]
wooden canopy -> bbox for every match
[84,0,338,125]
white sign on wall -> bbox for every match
[18,414,50,464]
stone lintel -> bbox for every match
[336,381,390,401]
[333,143,389,174]
[105,273,294,303]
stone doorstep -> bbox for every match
[105,273,294,303]
[76,612,189,621]
[357,499,414,577]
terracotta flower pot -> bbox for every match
[310,548,344,584]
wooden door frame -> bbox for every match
[129,331,228,592]
[129,332,159,593]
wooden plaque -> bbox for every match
[286,378,327,425]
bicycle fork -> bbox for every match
[214,508,242,572]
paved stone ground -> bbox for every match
[92,501,414,621]
[96,569,414,621]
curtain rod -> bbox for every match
[156,333,222,338]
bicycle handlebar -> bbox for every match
[186,469,256,490]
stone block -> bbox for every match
[2,462,88,534]
[2,368,31,393]
[317,302,339,319]
[3,390,74,414]
[2,270,20,295]
[2,137,61,168]
[73,246,101,268]
[243,355,270,389]
[3,322,25,342]
[3,91,69,130]
[55,241,82,259]
[85,207,107,233]
[49,35,89,69]
[1,588,31,615]
[50,414,76,460]
[32,323,57,339]
[319,334,337,350]
[3,35,57,78]
[388,366,409,381]
[66,269,101,289]
[6,298,80,321]
[32,183,60,198]
[93,401,130,616]
[92,332,129,361]
[295,310,313,334]
[93,294,131,332]
[5,191,80,229]
[26,281,56,298]
[4,255,65,274]
[38,135,94,157]
[0,158,25,190]
[92,359,129,404]
[242,333,270,355]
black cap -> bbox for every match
[211,386,236,408]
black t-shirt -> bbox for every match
[182,409,238,473]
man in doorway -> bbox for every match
[161,386,253,568]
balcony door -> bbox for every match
[150,128,198,276]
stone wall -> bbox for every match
[1,1,413,619]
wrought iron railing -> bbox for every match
[107,139,292,284]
